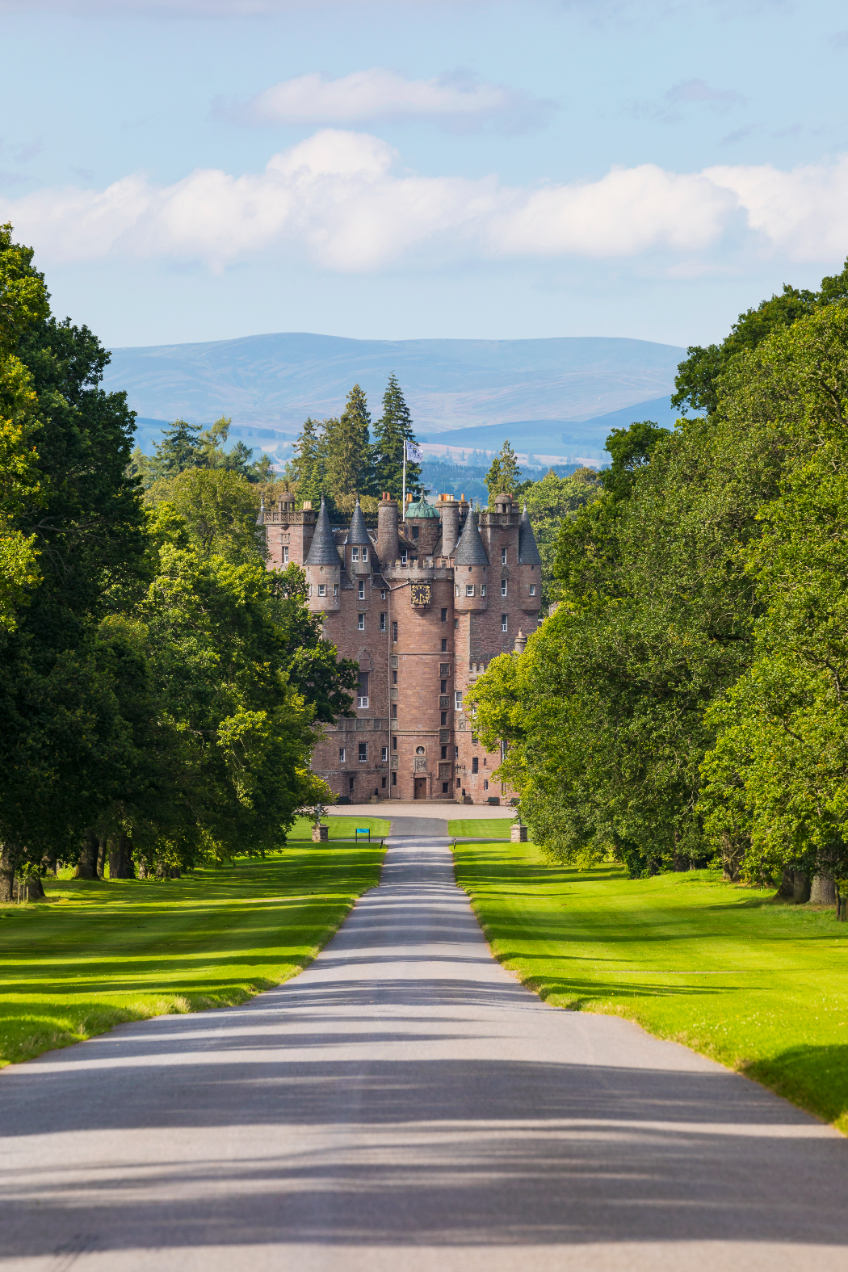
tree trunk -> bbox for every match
[673,853,687,872]
[108,833,134,879]
[838,892,847,923]
[777,868,795,898]
[0,843,17,903]
[96,837,107,879]
[14,875,45,901]
[810,872,837,906]
[792,869,811,904]
[75,831,98,879]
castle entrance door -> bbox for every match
[414,777,427,800]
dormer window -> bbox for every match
[351,547,359,561]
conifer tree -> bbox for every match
[291,416,328,505]
[485,439,522,505]
[372,373,422,500]
[325,384,375,498]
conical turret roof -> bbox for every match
[346,498,370,545]
[518,502,541,565]
[454,510,489,566]
[306,498,342,566]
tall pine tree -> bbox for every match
[325,384,375,498]
[291,416,328,505]
[372,373,421,500]
[485,439,522,505]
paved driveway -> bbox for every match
[2,835,848,1271]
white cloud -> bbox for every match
[3,130,848,274]
[235,69,552,131]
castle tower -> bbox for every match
[304,498,341,612]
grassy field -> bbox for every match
[0,843,384,1068]
[449,818,513,838]
[289,815,391,840]
[453,839,848,1133]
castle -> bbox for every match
[258,490,542,803]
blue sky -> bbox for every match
[2,0,847,349]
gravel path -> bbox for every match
[2,835,848,1271]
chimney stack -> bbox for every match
[439,494,460,557]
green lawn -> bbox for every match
[0,843,384,1068]
[454,839,848,1133]
[449,818,513,838]
[289,815,391,840]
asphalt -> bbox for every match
[2,834,848,1271]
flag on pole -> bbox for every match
[405,441,423,462]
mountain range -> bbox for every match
[104,331,687,464]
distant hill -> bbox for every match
[107,332,686,464]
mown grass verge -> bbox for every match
[448,818,513,838]
[289,815,391,840]
[0,843,385,1068]
[453,838,848,1133]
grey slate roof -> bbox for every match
[454,511,489,566]
[306,498,343,566]
[405,496,440,519]
[518,502,542,565]
[346,498,370,545]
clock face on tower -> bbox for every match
[410,582,432,607]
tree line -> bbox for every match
[0,226,354,899]
[470,258,848,902]
[287,376,423,515]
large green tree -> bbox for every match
[372,373,421,499]
[325,384,375,499]
[485,440,522,505]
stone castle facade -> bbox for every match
[258,489,542,803]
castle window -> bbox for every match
[401,551,408,565]
[333,584,339,595]
[351,547,359,561]
[392,772,397,785]
[382,776,387,788]
[481,584,487,596]
[501,613,508,631]
[392,669,398,685]
[349,776,355,790]
[529,584,537,596]
[454,745,458,759]
[391,704,397,718]
[456,777,461,788]
[358,582,365,599]
[442,782,449,794]
[412,526,419,540]
[380,612,386,631]
[357,672,369,708]
[358,614,365,630]
[501,580,507,596]
[318,584,326,596]
[381,746,388,762]
[392,735,397,749]
[358,742,368,762]
[441,608,447,622]
[455,691,462,709]
[282,547,289,564]
[339,747,346,762]
[455,585,460,597]
[484,779,489,791]
[441,745,448,759]
[441,711,447,726]
[472,757,479,774]
[392,621,398,641]
[416,746,425,755]
[441,638,447,652]
[381,589,386,599]
[501,548,507,564]
[440,679,447,693]
[307,585,312,596]
[362,547,368,561]
[466,584,474,597]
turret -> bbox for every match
[345,498,372,576]
[518,502,542,614]
[377,492,399,564]
[403,494,441,555]
[438,494,460,558]
[305,497,341,612]
[453,511,489,612]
